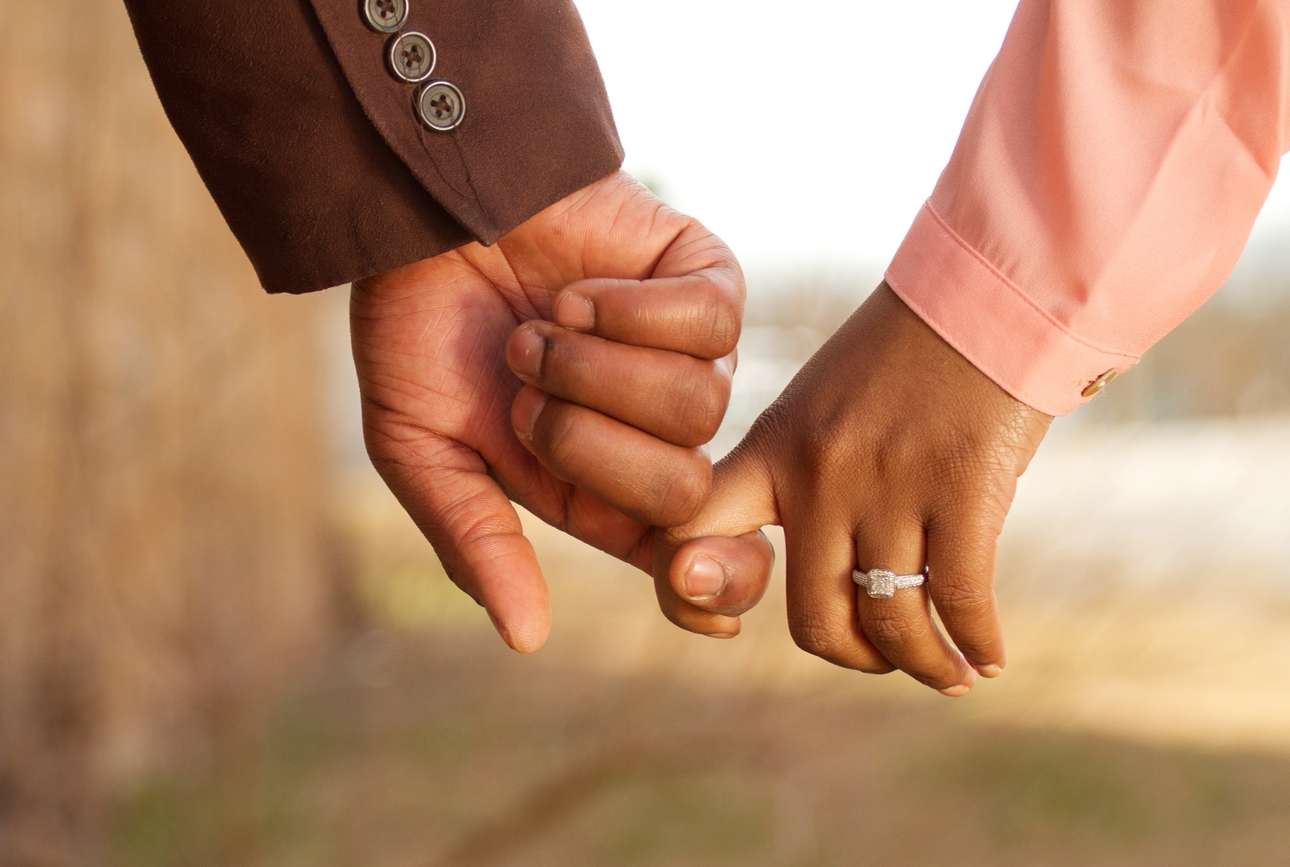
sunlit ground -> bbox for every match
[109,412,1290,866]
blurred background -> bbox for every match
[4,1,1290,865]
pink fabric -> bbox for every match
[886,0,1290,415]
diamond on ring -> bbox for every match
[852,567,928,599]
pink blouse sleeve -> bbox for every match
[885,0,1290,415]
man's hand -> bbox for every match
[652,284,1052,694]
[351,171,742,653]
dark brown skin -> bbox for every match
[504,270,1052,695]
[358,172,1049,696]
[352,171,742,653]
[650,284,1053,695]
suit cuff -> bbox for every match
[310,0,624,246]
[125,0,623,294]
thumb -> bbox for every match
[650,443,778,638]
[371,437,551,653]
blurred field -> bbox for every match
[1,0,339,860]
[106,411,1290,866]
[6,0,1290,864]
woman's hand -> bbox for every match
[352,171,742,653]
[652,284,1052,694]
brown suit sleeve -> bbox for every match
[122,0,625,294]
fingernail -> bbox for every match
[553,292,595,331]
[977,664,1004,678]
[507,325,546,380]
[704,632,737,640]
[939,684,972,698]
[512,387,548,441]
[683,555,727,600]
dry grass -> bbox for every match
[1,1,341,861]
[6,0,1290,863]
[106,465,1290,866]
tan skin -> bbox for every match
[647,284,1054,695]
[356,169,1049,694]
[508,278,1051,695]
[351,171,743,653]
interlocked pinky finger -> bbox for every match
[652,569,743,639]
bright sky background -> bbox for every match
[575,0,1290,285]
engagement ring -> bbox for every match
[852,566,929,599]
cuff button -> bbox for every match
[388,31,436,83]
[1081,368,1119,398]
[417,81,465,131]
[363,0,408,33]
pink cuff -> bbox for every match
[885,203,1139,416]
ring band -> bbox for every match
[853,567,928,599]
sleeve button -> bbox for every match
[417,81,466,131]
[1081,369,1119,398]
[388,31,436,83]
[363,0,408,33]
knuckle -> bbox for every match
[699,293,742,357]
[797,416,850,480]
[673,365,731,445]
[925,431,1012,496]
[927,514,1005,573]
[868,422,925,481]
[933,579,992,617]
[650,454,711,526]
[698,364,733,414]
[789,612,846,660]
[788,604,895,673]
[862,606,920,648]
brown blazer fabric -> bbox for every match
[122,0,625,294]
